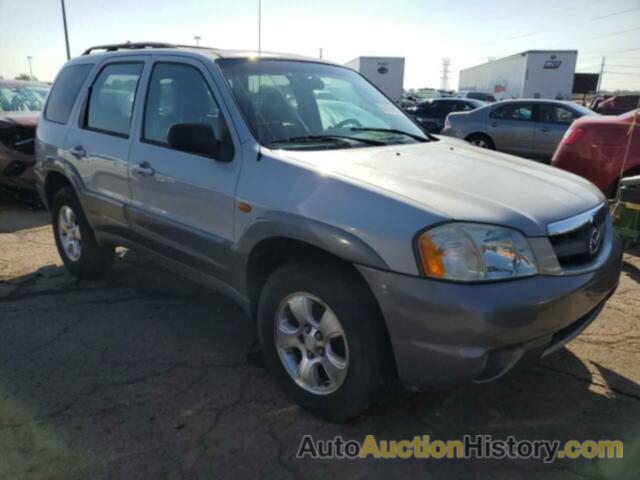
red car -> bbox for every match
[594,95,640,116]
[552,110,639,197]
[0,80,50,193]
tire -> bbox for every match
[466,133,495,150]
[51,186,114,278]
[258,260,395,422]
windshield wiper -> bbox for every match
[268,134,387,147]
[349,127,429,142]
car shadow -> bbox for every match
[0,251,638,479]
[0,188,49,233]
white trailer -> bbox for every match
[459,50,577,101]
[345,56,405,104]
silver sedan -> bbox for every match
[441,99,597,161]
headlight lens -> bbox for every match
[417,223,538,281]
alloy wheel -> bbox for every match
[274,292,349,395]
[58,205,82,262]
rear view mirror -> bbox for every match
[167,123,222,159]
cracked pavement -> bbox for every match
[1,191,639,479]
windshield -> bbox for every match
[0,83,49,113]
[217,59,428,149]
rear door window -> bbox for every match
[85,63,143,137]
[45,64,94,124]
[537,104,576,124]
[490,103,533,121]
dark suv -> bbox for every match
[405,98,486,133]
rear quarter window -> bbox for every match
[44,64,94,124]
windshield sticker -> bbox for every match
[377,103,402,115]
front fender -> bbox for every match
[234,211,388,270]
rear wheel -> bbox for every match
[466,133,495,150]
[258,261,394,422]
[52,186,114,278]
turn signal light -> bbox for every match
[418,234,445,277]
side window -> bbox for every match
[427,102,447,118]
[490,104,532,121]
[45,64,94,124]
[459,101,475,112]
[143,63,233,160]
[85,63,143,137]
[539,105,576,124]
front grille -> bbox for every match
[548,206,607,268]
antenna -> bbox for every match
[258,0,262,57]
[257,0,264,152]
[440,58,451,90]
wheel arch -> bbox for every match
[44,170,74,207]
[245,235,398,379]
[465,131,495,146]
[238,213,388,319]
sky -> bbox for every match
[1,0,639,91]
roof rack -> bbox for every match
[82,42,177,55]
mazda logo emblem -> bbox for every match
[587,227,602,255]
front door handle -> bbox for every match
[132,161,155,177]
[70,145,86,159]
[490,121,498,127]
[540,127,549,133]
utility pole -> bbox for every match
[194,35,201,46]
[319,48,323,59]
[596,56,605,96]
[27,56,34,80]
[440,58,451,91]
[61,0,71,60]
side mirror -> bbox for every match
[167,123,221,158]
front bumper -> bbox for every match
[357,236,623,391]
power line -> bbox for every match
[590,26,640,40]
[600,64,640,69]
[605,71,640,76]
[479,6,640,45]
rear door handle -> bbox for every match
[540,127,549,133]
[70,145,86,159]
[490,121,498,127]
[132,161,155,177]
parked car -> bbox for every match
[36,43,621,421]
[441,99,598,161]
[0,80,50,192]
[552,110,640,197]
[594,95,640,116]
[457,90,496,102]
[405,98,486,133]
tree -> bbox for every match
[15,73,37,81]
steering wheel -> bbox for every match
[332,118,362,129]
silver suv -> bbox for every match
[36,43,622,421]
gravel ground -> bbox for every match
[1,191,639,479]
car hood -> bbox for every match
[275,136,605,236]
[0,111,40,129]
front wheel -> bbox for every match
[258,261,394,422]
[52,186,114,278]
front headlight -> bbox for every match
[417,223,538,282]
